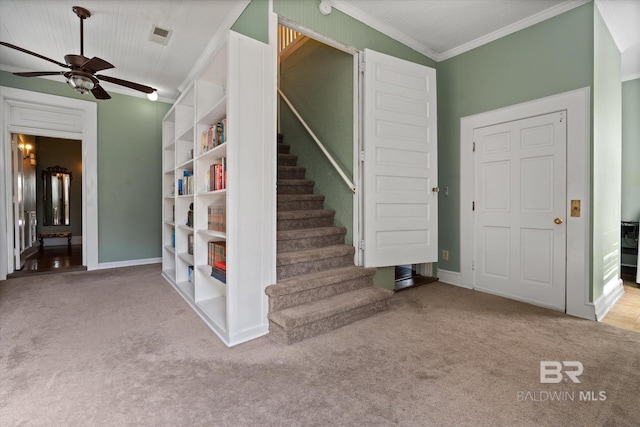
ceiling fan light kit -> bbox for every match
[0,5,157,101]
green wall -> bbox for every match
[592,7,622,301]
[622,78,640,222]
[231,0,269,43]
[436,3,594,273]
[280,39,354,244]
[0,71,172,263]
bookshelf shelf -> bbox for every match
[161,31,275,347]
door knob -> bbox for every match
[554,217,564,224]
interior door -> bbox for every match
[473,111,567,310]
[362,49,437,268]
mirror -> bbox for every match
[42,166,72,226]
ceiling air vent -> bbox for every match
[149,25,172,46]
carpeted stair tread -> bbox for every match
[269,286,392,331]
[278,166,306,179]
[276,245,354,267]
[278,226,346,242]
[278,153,298,166]
[277,209,335,221]
[277,143,290,154]
[277,179,315,187]
[266,266,376,297]
[277,194,325,211]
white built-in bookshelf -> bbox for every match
[162,31,275,346]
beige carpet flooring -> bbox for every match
[1,264,639,426]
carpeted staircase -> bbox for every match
[266,137,393,344]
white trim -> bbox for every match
[436,269,466,288]
[96,257,161,270]
[0,87,98,280]
[594,278,625,321]
[438,0,591,61]
[329,0,440,60]
[329,0,589,63]
[278,17,359,55]
[460,87,593,320]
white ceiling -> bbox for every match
[1,0,638,103]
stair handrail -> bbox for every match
[278,88,356,193]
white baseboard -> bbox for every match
[94,257,162,271]
[594,278,625,321]
[436,269,470,288]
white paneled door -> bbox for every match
[362,49,437,268]
[473,111,567,310]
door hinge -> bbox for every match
[472,260,475,271]
[472,201,475,211]
[359,62,366,74]
[473,142,476,152]
[360,151,365,162]
[360,240,365,251]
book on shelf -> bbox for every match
[188,265,194,283]
[171,227,175,248]
[207,240,226,267]
[201,117,227,154]
[207,205,226,232]
[207,158,227,192]
[211,260,226,283]
[186,202,194,228]
[178,170,194,195]
[187,234,194,255]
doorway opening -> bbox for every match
[8,134,84,278]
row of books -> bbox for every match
[208,205,226,232]
[211,261,226,284]
[207,158,227,192]
[201,118,227,154]
[178,170,194,195]
[208,241,227,284]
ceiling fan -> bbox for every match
[0,6,157,100]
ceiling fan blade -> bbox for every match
[91,84,111,100]
[0,41,69,69]
[14,71,64,77]
[95,74,156,94]
[81,56,114,73]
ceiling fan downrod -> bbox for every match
[72,6,91,56]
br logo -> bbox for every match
[540,361,583,384]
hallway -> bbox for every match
[8,245,84,278]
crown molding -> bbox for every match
[331,0,590,63]
[328,0,440,61]
[438,0,591,61]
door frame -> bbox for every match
[0,86,98,280]
[460,87,593,320]
[277,17,362,265]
